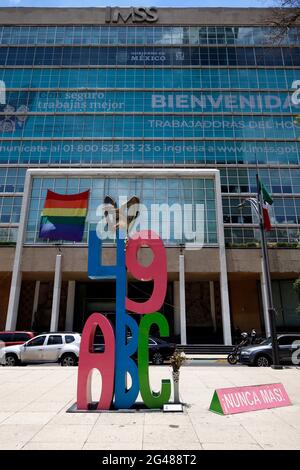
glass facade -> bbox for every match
[0,26,299,46]
[1,68,299,88]
[0,21,300,245]
[1,46,300,67]
[26,176,217,245]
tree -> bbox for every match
[270,1,300,32]
[269,1,300,127]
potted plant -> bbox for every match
[170,350,186,404]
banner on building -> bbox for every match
[39,189,90,242]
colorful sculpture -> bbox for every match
[77,219,171,410]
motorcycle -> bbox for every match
[227,331,250,365]
[249,329,264,345]
[227,329,264,365]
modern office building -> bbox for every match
[0,7,300,345]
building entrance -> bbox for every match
[73,280,175,337]
[185,281,224,344]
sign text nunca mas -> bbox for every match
[105,6,158,23]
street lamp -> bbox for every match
[238,195,282,369]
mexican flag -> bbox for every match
[259,178,273,231]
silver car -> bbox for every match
[239,334,300,367]
[0,332,81,367]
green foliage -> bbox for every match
[226,242,259,248]
[293,279,300,316]
[226,242,300,249]
[293,278,300,295]
[276,242,298,248]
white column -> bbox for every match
[65,280,76,331]
[179,253,187,345]
[31,281,40,328]
[5,273,22,331]
[209,281,217,333]
[219,260,232,345]
[6,171,32,331]
[215,171,232,345]
[50,254,62,332]
[173,281,180,336]
[260,258,271,337]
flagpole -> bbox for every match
[256,173,282,369]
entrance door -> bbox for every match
[75,280,174,335]
[185,281,222,344]
[84,299,116,329]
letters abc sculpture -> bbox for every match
[76,225,172,410]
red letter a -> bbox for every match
[77,313,115,410]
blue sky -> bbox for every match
[2,0,273,8]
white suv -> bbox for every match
[0,333,81,367]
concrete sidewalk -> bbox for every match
[0,365,299,450]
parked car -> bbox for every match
[94,335,176,365]
[239,333,300,367]
[147,337,176,365]
[0,331,35,347]
[0,332,81,367]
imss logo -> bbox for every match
[105,6,158,23]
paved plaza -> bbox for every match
[0,365,299,450]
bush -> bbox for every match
[293,278,300,295]
[226,242,259,248]
[276,242,298,248]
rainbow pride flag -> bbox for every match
[39,189,90,242]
